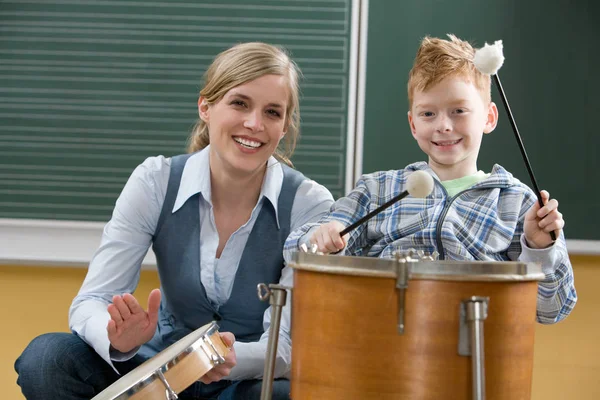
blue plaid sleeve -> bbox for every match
[284,173,379,257]
[511,187,578,324]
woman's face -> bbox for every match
[199,74,290,178]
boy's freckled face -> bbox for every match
[408,76,497,180]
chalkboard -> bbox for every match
[0,0,354,221]
[362,0,598,241]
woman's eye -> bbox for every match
[267,109,282,118]
[455,108,466,114]
[231,99,246,107]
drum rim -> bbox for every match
[93,321,220,399]
[290,252,545,281]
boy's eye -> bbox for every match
[454,108,466,114]
[422,111,434,117]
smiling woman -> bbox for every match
[188,42,301,168]
[14,42,334,400]
[198,74,290,180]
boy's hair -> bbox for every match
[407,34,491,108]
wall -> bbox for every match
[1,266,160,399]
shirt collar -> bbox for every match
[405,161,514,187]
[261,157,283,229]
[172,145,283,228]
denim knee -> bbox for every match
[220,378,290,400]
[270,379,291,400]
[15,332,116,399]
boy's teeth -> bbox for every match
[435,140,460,145]
[234,137,262,148]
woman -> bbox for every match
[15,42,334,400]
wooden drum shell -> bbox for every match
[92,321,229,400]
[125,331,227,400]
[290,256,541,400]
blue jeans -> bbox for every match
[15,333,290,400]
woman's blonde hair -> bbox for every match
[187,42,302,167]
[407,34,491,108]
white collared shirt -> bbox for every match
[69,146,334,380]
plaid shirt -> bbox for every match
[284,161,577,324]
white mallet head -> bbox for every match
[474,40,505,75]
[406,170,434,198]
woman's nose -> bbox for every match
[243,110,264,132]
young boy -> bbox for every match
[284,34,576,324]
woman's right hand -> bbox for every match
[107,288,161,353]
[199,332,237,384]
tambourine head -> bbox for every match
[92,321,229,400]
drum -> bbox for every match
[92,321,229,400]
[288,252,544,400]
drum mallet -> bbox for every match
[474,40,556,241]
[339,170,434,237]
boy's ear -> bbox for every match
[483,102,499,134]
[198,97,210,122]
[407,111,418,138]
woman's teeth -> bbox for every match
[234,137,262,149]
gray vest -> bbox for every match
[139,153,305,357]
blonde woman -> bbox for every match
[16,42,334,400]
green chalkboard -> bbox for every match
[362,0,598,241]
[0,0,353,221]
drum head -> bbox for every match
[291,252,544,281]
[92,321,219,400]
